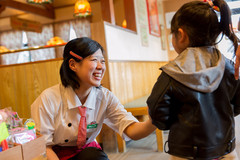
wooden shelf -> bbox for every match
[0,43,66,55]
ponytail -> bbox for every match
[213,0,240,54]
[60,60,80,89]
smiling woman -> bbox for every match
[68,48,106,94]
[30,37,157,160]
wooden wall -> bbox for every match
[108,61,167,105]
[0,56,166,119]
[0,58,63,119]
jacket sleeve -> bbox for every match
[232,81,240,116]
[147,72,176,130]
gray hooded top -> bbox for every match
[161,46,225,93]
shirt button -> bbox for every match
[68,123,72,127]
[65,139,69,142]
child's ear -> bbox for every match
[178,28,189,46]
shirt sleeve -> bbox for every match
[103,91,138,141]
[31,89,57,146]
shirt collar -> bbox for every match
[84,87,97,110]
[64,85,97,110]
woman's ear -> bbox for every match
[69,58,77,71]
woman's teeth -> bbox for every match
[94,73,101,77]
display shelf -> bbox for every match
[0,43,66,55]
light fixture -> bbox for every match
[74,0,92,18]
[122,19,127,29]
[27,0,53,4]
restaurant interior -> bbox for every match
[0,0,239,159]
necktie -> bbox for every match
[77,106,87,149]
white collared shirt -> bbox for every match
[31,84,138,146]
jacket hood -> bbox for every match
[161,46,225,93]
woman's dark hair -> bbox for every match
[171,0,239,54]
[60,37,104,89]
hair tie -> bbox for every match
[69,51,83,60]
[204,0,220,12]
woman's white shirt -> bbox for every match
[31,84,138,146]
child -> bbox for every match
[31,37,156,160]
[147,0,240,160]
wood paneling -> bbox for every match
[123,0,136,32]
[13,64,29,119]
[0,0,55,19]
[108,61,167,104]
[0,59,63,119]
[0,66,16,110]
[100,0,115,24]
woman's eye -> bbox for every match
[91,59,97,61]
[101,60,105,63]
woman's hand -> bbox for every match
[123,117,156,140]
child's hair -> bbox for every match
[60,37,104,89]
[171,0,239,54]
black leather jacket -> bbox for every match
[147,59,240,160]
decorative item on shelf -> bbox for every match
[27,0,53,4]
[74,0,92,18]
[122,19,127,29]
[46,36,66,47]
[0,46,10,53]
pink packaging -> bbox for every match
[9,128,36,144]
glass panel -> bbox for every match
[69,24,77,40]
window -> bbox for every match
[17,31,31,63]
[69,24,77,40]
[22,31,28,48]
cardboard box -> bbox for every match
[22,135,46,160]
[0,135,46,160]
[0,145,23,160]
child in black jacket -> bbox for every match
[147,0,240,159]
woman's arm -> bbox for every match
[235,45,240,80]
[123,118,156,140]
[46,146,59,160]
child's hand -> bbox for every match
[235,45,240,80]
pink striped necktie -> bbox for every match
[77,106,87,149]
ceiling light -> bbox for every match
[27,0,53,4]
[74,0,92,18]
